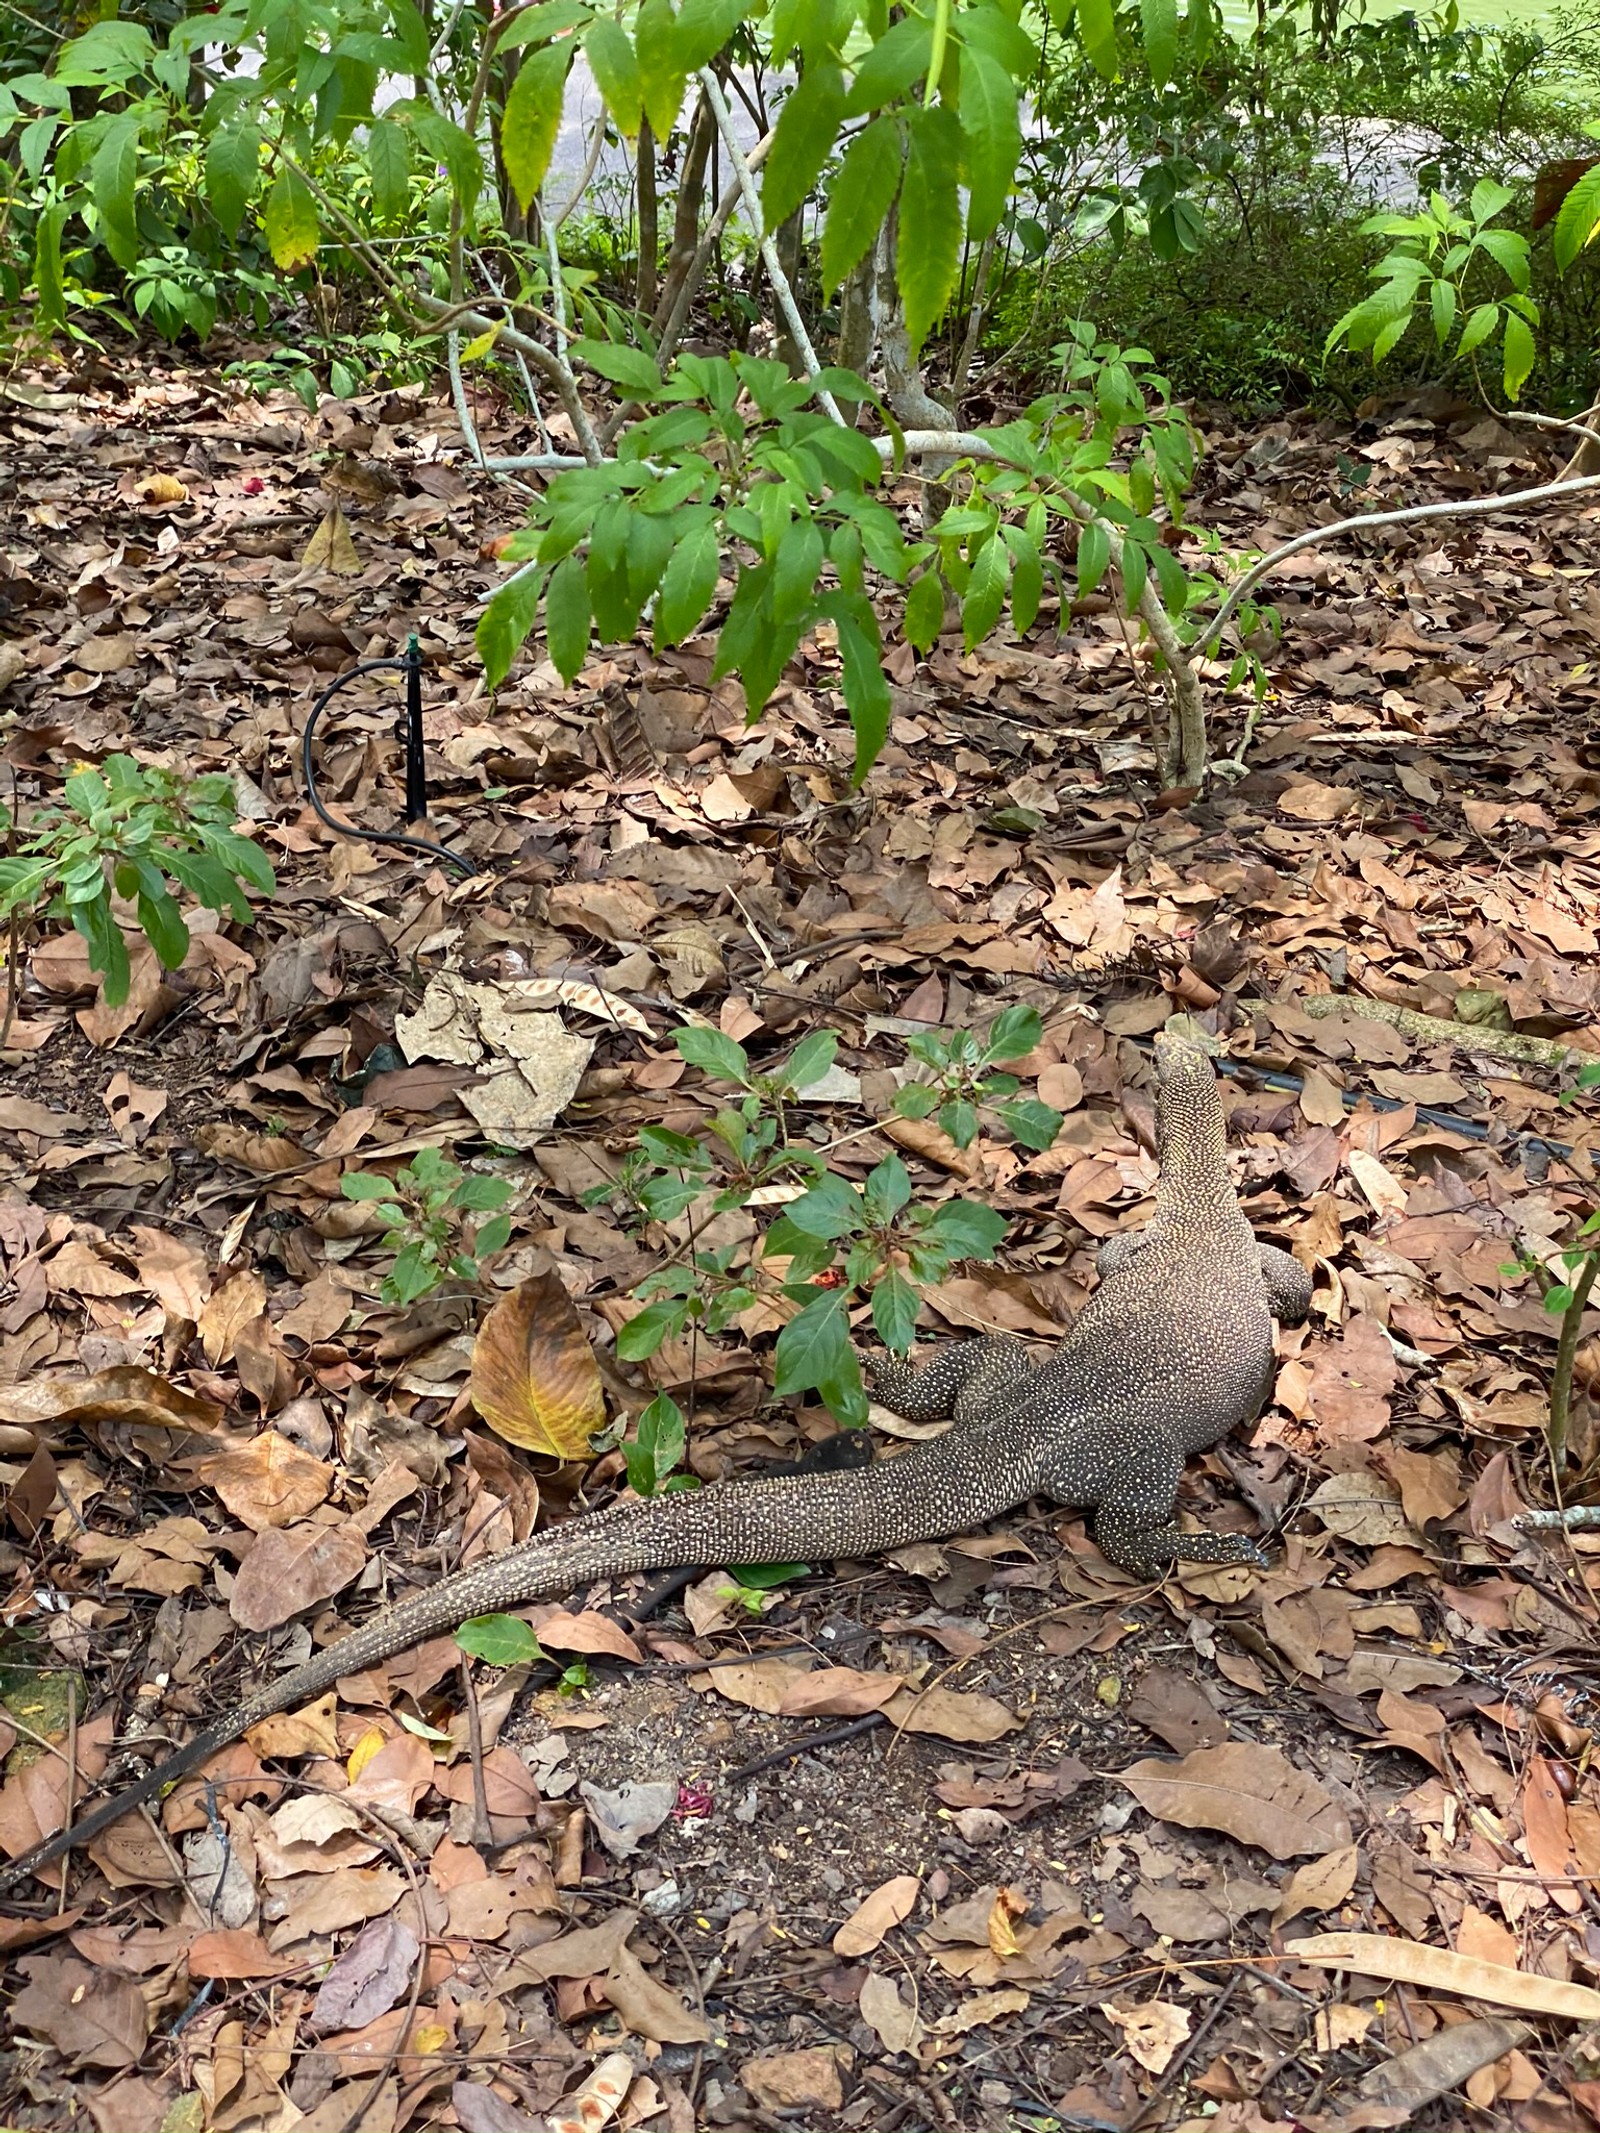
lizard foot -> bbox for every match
[867,1335,1032,1424]
[1094,1507,1270,1575]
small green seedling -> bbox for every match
[622,1392,699,1497]
[893,1005,1064,1153]
[1560,1062,1600,1107]
[341,1145,512,1305]
[718,1560,809,1616]
[0,755,275,1008]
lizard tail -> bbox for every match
[1,1425,1037,1895]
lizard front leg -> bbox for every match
[1258,1242,1312,1324]
[867,1336,1032,1424]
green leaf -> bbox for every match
[31,203,65,331]
[985,1005,1042,1061]
[821,115,903,292]
[863,1154,911,1221]
[763,63,846,235]
[410,109,484,215]
[897,103,962,353]
[545,553,591,682]
[626,1391,686,1494]
[926,1198,1007,1258]
[1077,517,1111,598]
[90,115,140,272]
[726,1560,808,1589]
[1554,163,1600,273]
[634,0,687,139]
[675,0,749,68]
[617,1298,685,1360]
[995,1097,1063,1151]
[364,116,409,227]
[1455,301,1499,360]
[1139,0,1178,86]
[1502,310,1536,400]
[784,1030,839,1091]
[832,598,892,783]
[786,1172,863,1240]
[72,891,129,1007]
[476,565,547,689]
[1468,176,1515,226]
[1075,0,1120,78]
[585,15,644,136]
[501,40,572,213]
[845,14,933,114]
[675,1025,751,1085]
[871,1268,919,1352]
[1546,1283,1576,1315]
[571,337,665,395]
[961,535,1009,652]
[206,120,261,234]
[136,888,189,972]
[654,510,721,647]
[903,566,945,655]
[773,1290,852,1397]
[957,49,1020,243]
[457,1613,544,1665]
[261,166,319,272]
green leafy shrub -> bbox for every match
[340,1146,513,1306]
[0,756,275,1007]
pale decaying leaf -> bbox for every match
[395,973,598,1143]
[1287,1932,1600,2022]
[1101,1996,1191,2074]
[469,1272,607,1458]
[859,1968,925,2056]
[544,2051,636,2133]
[0,1366,221,1434]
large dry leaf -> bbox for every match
[886,1684,1022,1743]
[859,1968,925,2055]
[1119,1743,1351,1860]
[1288,1933,1600,2022]
[0,1366,221,1433]
[199,1267,269,1367]
[11,1953,150,2067]
[834,1874,921,1958]
[200,1431,333,1531]
[470,1272,605,1458]
[230,1523,367,1630]
[532,1609,643,1664]
[128,1225,211,1320]
[601,1945,709,2045]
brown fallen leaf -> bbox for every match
[0,1365,224,1433]
[1102,1996,1190,2074]
[602,1945,710,2045]
[834,1874,921,1958]
[229,1521,368,1630]
[1119,1742,1352,1859]
[188,1928,287,1981]
[859,1967,925,2055]
[1272,1843,1362,1926]
[531,1608,643,1664]
[198,1266,269,1367]
[301,501,363,574]
[246,1691,341,1762]
[886,1684,1022,1743]
[11,1952,150,2067]
[1355,2016,1534,2114]
[1288,1932,1600,2022]
[312,1916,419,2031]
[470,1271,606,1459]
[779,1666,904,1719]
[200,1431,334,1531]
[128,1224,211,1320]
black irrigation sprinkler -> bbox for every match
[302,631,478,875]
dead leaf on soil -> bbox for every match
[199,1431,333,1530]
[1101,1996,1190,2074]
[741,2047,848,2112]
[834,1874,921,1958]
[1288,1932,1600,2022]
[0,1365,221,1434]
[470,1272,606,1459]
[229,1521,368,1630]
[1119,1742,1352,1860]
[886,1683,1022,1743]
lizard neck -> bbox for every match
[1151,1049,1243,1235]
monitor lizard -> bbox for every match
[0,1031,1309,1897]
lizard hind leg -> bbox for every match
[866,1335,1032,1424]
[1093,1494,1269,1576]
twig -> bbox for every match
[695,69,843,426]
[1520,1505,1600,1531]
[457,1653,494,1850]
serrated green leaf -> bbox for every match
[763,62,846,235]
[545,552,591,682]
[206,120,260,234]
[635,0,687,139]
[957,47,1019,241]
[821,114,903,292]
[501,39,572,212]
[1554,162,1600,273]
[897,103,962,351]
[845,14,932,114]
[476,565,547,688]
[261,165,319,271]
[1139,0,1178,85]
[90,115,140,271]
[903,567,945,655]
[365,115,409,227]
[1075,0,1120,78]
[655,510,721,646]
[584,15,643,135]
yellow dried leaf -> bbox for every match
[347,1725,388,1782]
[470,1272,606,1458]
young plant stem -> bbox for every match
[1549,1246,1600,1474]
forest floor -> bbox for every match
[0,348,1598,2133]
